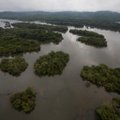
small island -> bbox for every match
[10,87,36,113]
[34,51,69,76]
[96,97,120,120]
[80,64,120,94]
[70,29,104,38]
[0,57,28,76]
[78,36,107,47]
[70,29,107,47]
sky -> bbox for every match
[0,0,120,12]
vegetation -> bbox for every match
[80,64,120,94]
[78,36,107,47]
[69,29,104,38]
[0,57,28,76]
[10,87,36,113]
[0,36,40,56]
[34,51,69,76]
[0,23,64,56]
[1,11,120,32]
[12,23,68,33]
[96,97,120,120]
[11,28,63,44]
[70,29,107,47]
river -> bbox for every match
[0,19,120,120]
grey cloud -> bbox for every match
[0,0,120,12]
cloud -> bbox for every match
[0,0,120,12]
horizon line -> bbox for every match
[0,10,119,13]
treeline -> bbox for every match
[34,51,69,76]
[12,23,68,33]
[69,29,104,38]
[49,19,120,32]
[70,29,107,47]
[80,64,120,94]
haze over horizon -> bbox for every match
[0,0,120,12]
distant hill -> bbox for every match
[0,11,120,21]
[0,11,120,32]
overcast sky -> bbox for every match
[0,0,120,12]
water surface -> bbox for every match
[0,20,120,120]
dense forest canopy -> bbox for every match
[0,36,40,56]
[69,29,104,38]
[12,23,68,33]
[34,51,69,76]
[78,37,107,48]
[70,29,107,47]
[80,64,120,94]
[0,23,65,56]
[0,57,28,76]
[10,87,36,113]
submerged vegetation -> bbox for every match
[80,64,120,94]
[34,51,69,76]
[10,87,36,113]
[0,57,28,76]
[70,29,107,47]
[96,97,120,120]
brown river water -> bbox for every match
[0,20,120,120]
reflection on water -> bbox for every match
[0,20,120,120]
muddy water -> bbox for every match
[0,20,120,120]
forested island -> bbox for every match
[34,51,69,76]
[12,23,68,33]
[10,87,36,113]
[70,29,104,38]
[70,29,107,47]
[0,23,65,56]
[96,97,120,120]
[0,57,28,76]
[78,36,107,47]
[80,64,120,94]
